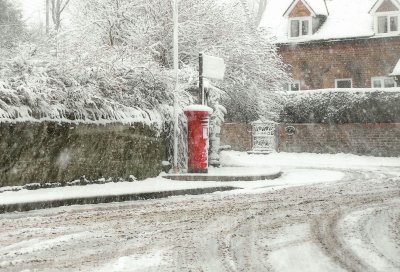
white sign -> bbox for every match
[202,54,226,80]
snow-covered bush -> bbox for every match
[280,89,400,123]
[72,0,289,124]
[0,59,184,131]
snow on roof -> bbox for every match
[390,58,400,75]
[261,0,397,44]
[305,0,329,16]
[183,105,213,113]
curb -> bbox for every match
[0,186,238,214]
[163,171,283,182]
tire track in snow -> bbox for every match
[0,167,399,271]
[342,202,400,271]
[310,168,400,272]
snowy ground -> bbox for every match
[0,151,399,272]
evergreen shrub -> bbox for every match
[279,90,400,123]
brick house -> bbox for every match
[261,0,400,90]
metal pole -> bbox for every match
[172,0,179,173]
[46,0,50,34]
[199,53,204,105]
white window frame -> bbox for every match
[371,76,397,88]
[335,78,353,88]
[288,17,312,39]
[374,12,400,35]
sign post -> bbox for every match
[199,53,226,105]
[199,53,204,105]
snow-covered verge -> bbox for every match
[221,151,400,169]
[0,178,225,206]
[0,165,322,206]
[3,151,398,206]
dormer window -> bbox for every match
[376,14,399,33]
[370,0,400,34]
[290,18,312,37]
[283,0,328,40]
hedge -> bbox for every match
[279,89,400,124]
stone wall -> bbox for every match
[220,123,252,151]
[278,37,400,89]
[277,123,400,157]
[0,121,167,187]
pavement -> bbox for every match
[163,166,282,181]
[0,166,282,214]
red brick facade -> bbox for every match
[289,0,311,17]
[278,37,400,89]
[277,123,400,157]
[376,0,399,12]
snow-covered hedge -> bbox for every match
[0,59,177,130]
[280,89,400,123]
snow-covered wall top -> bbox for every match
[261,0,392,44]
[0,60,169,131]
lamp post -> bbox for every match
[46,0,50,34]
[172,0,179,173]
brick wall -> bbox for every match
[277,123,400,157]
[278,37,400,89]
[376,0,398,12]
[289,0,311,17]
[220,123,252,151]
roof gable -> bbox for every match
[287,0,313,17]
[370,0,400,13]
[284,0,328,17]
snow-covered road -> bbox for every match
[0,163,399,271]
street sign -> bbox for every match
[202,54,226,80]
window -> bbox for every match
[289,18,311,38]
[284,80,301,91]
[291,20,300,37]
[376,14,400,34]
[335,78,352,88]
[371,76,397,88]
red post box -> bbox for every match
[184,105,213,173]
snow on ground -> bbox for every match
[0,152,399,271]
[1,151,399,206]
[0,151,372,206]
[97,251,166,272]
[176,166,281,177]
[0,179,223,206]
[339,200,400,271]
[221,151,400,169]
[0,167,342,205]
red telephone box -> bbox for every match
[184,105,213,173]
